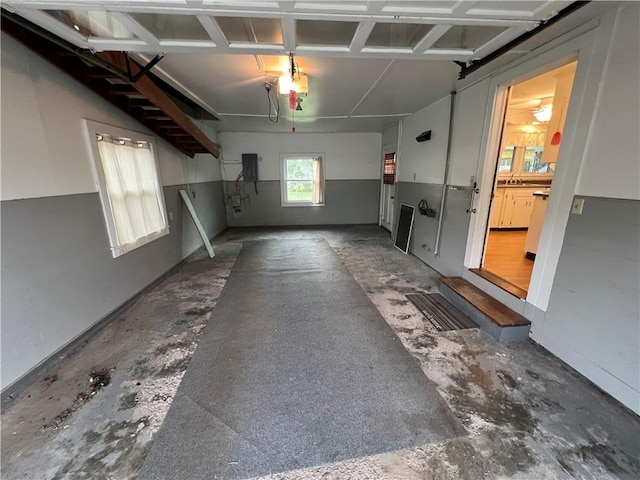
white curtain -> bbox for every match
[97,138,167,252]
[312,157,325,205]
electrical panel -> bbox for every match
[242,153,258,182]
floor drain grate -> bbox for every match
[406,293,478,331]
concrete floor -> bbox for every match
[2,225,639,479]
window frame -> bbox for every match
[280,153,326,207]
[498,145,555,177]
[84,119,169,258]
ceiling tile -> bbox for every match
[466,1,549,17]
[365,23,433,48]
[215,17,282,43]
[46,10,133,38]
[290,57,396,117]
[131,13,210,40]
[351,60,458,116]
[297,20,358,45]
[433,25,508,50]
[381,1,459,14]
[213,116,401,133]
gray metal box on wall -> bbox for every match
[242,154,258,182]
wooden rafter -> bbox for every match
[1,10,220,158]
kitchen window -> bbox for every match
[85,120,169,258]
[498,146,515,172]
[281,154,325,206]
[499,145,555,176]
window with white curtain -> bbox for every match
[85,120,169,258]
[280,154,325,206]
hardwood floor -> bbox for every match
[482,230,534,294]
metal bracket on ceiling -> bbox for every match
[125,53,165,83]
[453,1,590,80]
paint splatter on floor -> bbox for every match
[2,226,639,480]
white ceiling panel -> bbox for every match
[155,53,271,114]
[209,115,402,133]
[296,19,359,46]
[351,59,458,116]
[284,56,395,117]
[5,0,613,132]
[46,10,134,38]
[215,16,283,43]
[131,13,210,40]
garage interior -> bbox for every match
[1,1,639,479]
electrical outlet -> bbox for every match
[571,198,584,215]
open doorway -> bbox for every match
[380,151,396,232]
[473,61,577,298]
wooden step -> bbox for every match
[440,277,531,342]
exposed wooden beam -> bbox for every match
[1,10,220,159]
[97,51,220,158]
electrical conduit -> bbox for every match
[434,91,456,256]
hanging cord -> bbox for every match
[266,82,280,123]
[235,171,244,195]
[182,153,193,197]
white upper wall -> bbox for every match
[576,3,640,200]
[220,132,381,181]
[0,33,220,202]
[397,96,451,184]
[448,79,491,186]
[381,124,399,150]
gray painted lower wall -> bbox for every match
[397,182,640,413]
[537,196,640,414]
[1,181,227,390]
[223,179,379,227]
[395,182,473,277]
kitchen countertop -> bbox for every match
[533,190,550,197]
[496,183,550,188]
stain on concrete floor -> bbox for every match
[2,226,639,480]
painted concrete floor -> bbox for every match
[2,225,639,480]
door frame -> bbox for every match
[379,119,404,235]
[462,16,614,335]
[379,145,397,231]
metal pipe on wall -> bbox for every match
[392,119,404,243]
[434,91,457,256]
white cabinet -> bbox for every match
[490,189,504,228]
[509,189,536,227]
[491,187,537,228]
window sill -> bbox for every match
[281,203,326,208]
[111,227,170,258]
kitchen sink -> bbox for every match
[498,183,550,188]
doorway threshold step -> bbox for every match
[440,277,530,343]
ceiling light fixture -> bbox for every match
[533,104,552,122]
[278,73,308,95]
[278,53,308,96]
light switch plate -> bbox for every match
[571,198,584,215]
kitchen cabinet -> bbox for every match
[509,189,536,227]
[490,189,504,228]
[491,187,538,228]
